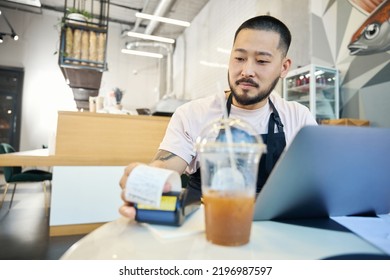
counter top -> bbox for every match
[0,148,149,166]
[61,207,388,260]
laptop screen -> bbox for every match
[253,125,390,221]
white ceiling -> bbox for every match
[1,0,210,38]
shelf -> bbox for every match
[283,64,339,120]
[63,21,108,32]
[58,0,109,72]
[292,99,336,104]
[58,0,110,110]
[58,24,108,71]
[286,84,334,93]
[59,59,106,71]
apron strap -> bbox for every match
[266,99,286,173]
[269,99,284,133]
[226,92,233,116]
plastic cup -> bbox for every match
[196,118,265,246]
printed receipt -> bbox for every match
[125,165,182,208]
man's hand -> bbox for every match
[118,150,188,219]
[119,162,140,219]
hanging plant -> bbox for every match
[66,7,92,21]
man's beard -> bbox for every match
[229,75,280,106]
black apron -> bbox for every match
[183,93,286,203]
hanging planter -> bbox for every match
[58,0,109,111]
[67,12,88,24]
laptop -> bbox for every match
[253,125,390,221]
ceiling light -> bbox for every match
[0,34,3,43]
[11,33,18,40]
[199,60,228,69]
[135,12,190,27]
[5,0,41,8]
[125,31,174,44]
[217,47,231,54]
[121,49,163,58]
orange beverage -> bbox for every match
[203,190,255,246]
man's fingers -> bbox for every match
[119,163,141,189]
[119,204,136,219]
[162,182,172,192]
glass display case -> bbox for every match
[283,64,339,123]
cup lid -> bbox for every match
[195,118,266,152]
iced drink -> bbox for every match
[196,118,266,246]
[203,190,255,246]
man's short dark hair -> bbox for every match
[233,15,292,57]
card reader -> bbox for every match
[135,189,201,226]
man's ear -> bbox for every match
[280,57,291,78]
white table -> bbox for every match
[61,207,387,260]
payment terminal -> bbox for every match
[134,188,201,226]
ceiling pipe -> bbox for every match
[141,0,176,99]
[126,41,174,98]
[130,0,151,32]
[124,0,176,100]
[144,0,174,35]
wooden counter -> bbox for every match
[0,111,171,166]
[321,118,370,126]
[0,111,171,236]
[55,111,170,162]
[0,149,165,166]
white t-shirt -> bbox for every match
[159,91,317,174]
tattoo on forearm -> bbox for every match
[154,152,177,162]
